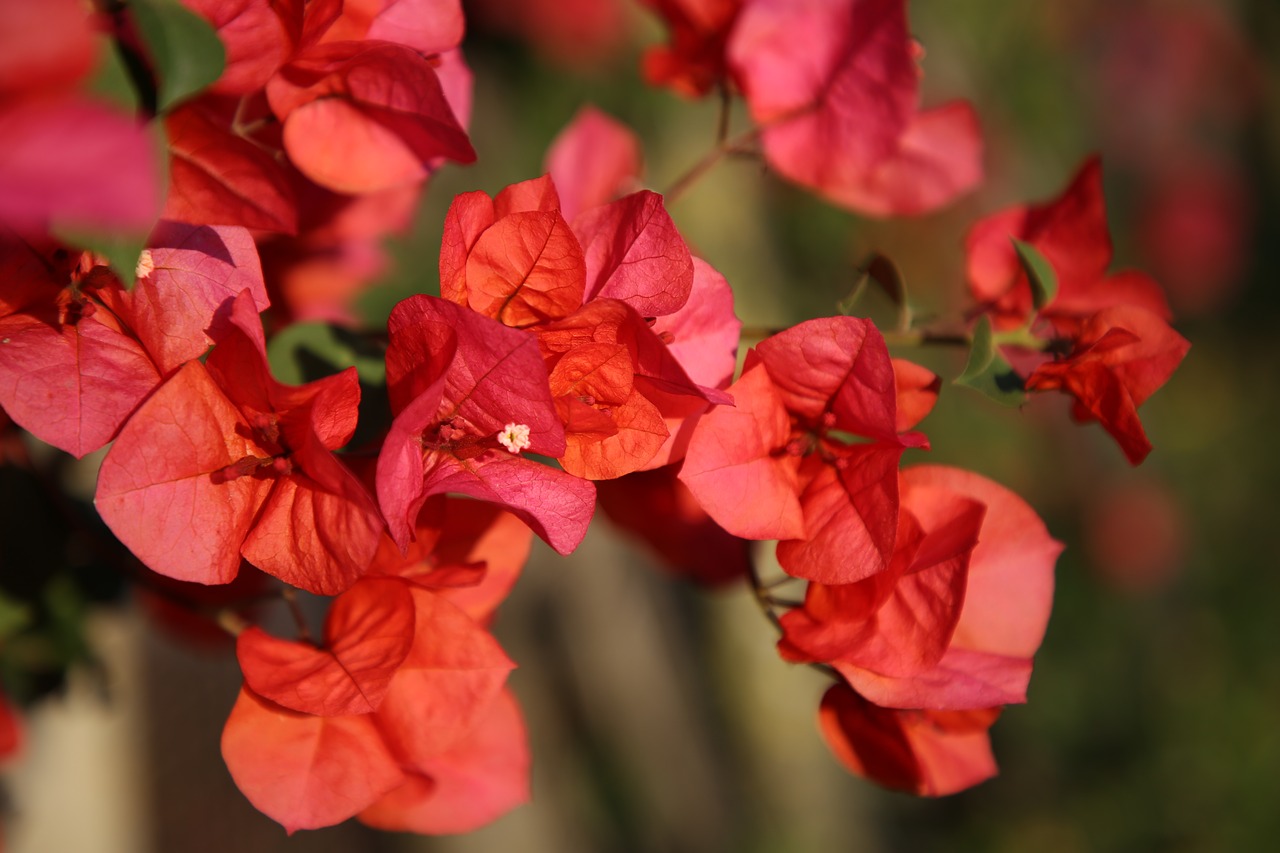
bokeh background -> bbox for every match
[3,0,1278,850]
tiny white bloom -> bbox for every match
[497,422,532,454]
[135,249,155,281]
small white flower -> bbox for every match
[497,423,532,454]
[135,249,155,282]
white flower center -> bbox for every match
[135,249,155,281]
[497,423,531,454]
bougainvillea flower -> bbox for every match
[224,580,518,834]
[266,41,475,193]
[784,465,1061,709]
[359,687,530,835]
[1025,305,1190,465]
[377,294,596,555]
[681,316,925,584]
[639,0,743,97]
[96,291,383,594]
[1,220,262,458]
[537,297,731,479]
[726,0,979,216]
[818,682,1001,796]
[966,156,1172,327]
[0,243,160,458]
[442,177,695,326]
[545,105,643,223]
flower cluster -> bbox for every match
[0,0,1192,838]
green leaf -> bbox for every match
[0,592,31,642]
[838,254,911,330]
[85,39,143,114]
[267,322,388,386]
[130,0,226,112]
[50,225,150,285]
[1012,238,1059,312]
[954,316,1026,406]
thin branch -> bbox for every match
[281,587,313,643]
[662,125,764,204]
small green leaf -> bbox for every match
[267,322,388,386]
[838,254,911,329]
[864,254,910,329]
[1012,238,1059,312]
[50,225,150,285]
[130,0,226,112]
[835,268,870,316]
[85,39,143,114]
[954,316,1026,406]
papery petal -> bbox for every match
[493,174,562,218]
[837,649,1032,710]
[756,316,899,441]
[0,97,159,233]
[181,0,294,94]
[573,190,693,316]
[416,452,596,556]
[546,106,643,222]
[236,577,415,716]
[222,687,405,833]
[372,587,514,762]
[776,444,904,583]
[901,465,1061,661]
[164,103,298,234]
[128,222,269,373]
[268,41,475,193]
[892,358,940,432]
[463,210,585,326]
[360,688,529,834]
[439,190,497,306]
[728,0,915,201]
[95,361,272,584]
[679,362,804,541]
[818,683,999,796]
[825,101,983,217]
[0,301,160,458]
